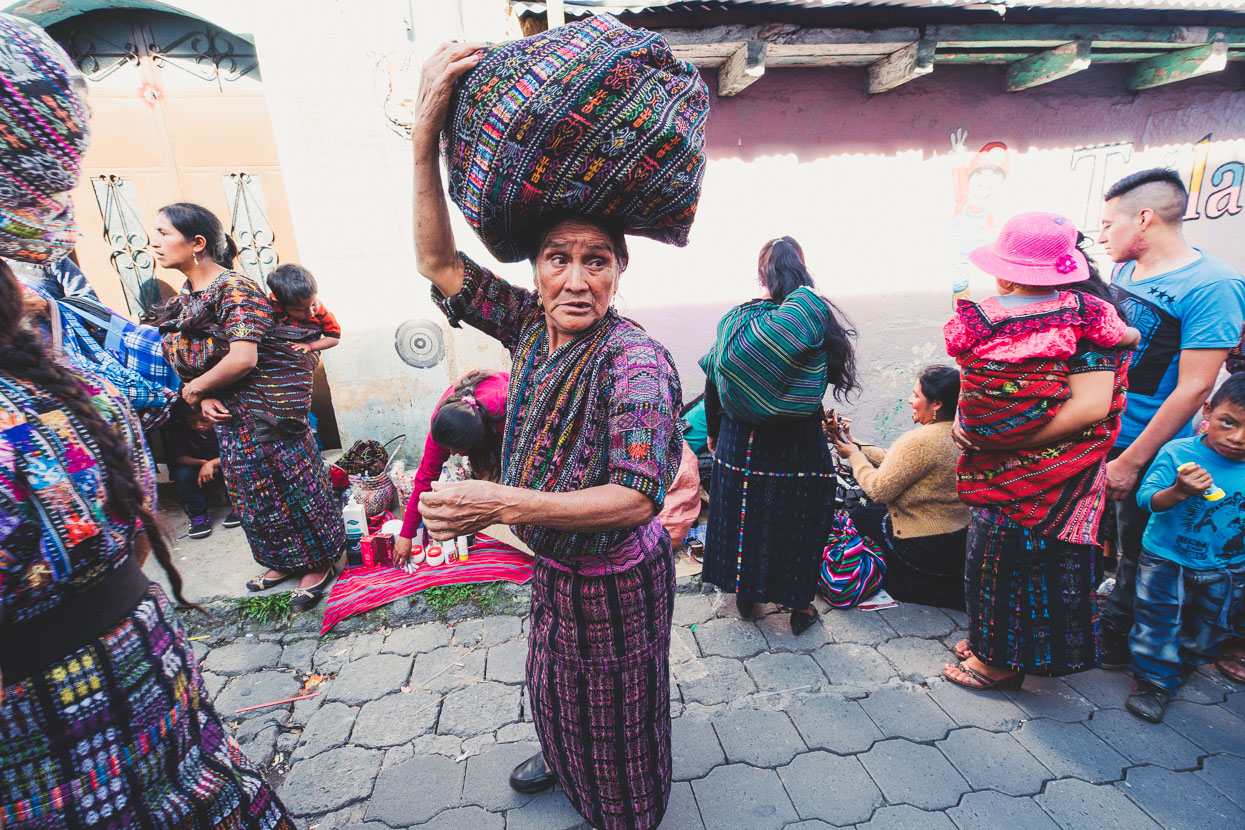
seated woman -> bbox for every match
[394,369,508,563]
[831,365,970,610]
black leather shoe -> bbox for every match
[1099,632,1131,671]
[791,607,820,635]
[736,597,757,619]
[509,751,555,794]
[1126,680,1170,723]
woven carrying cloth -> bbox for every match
[0,14,90,264]
[443,14,710,262]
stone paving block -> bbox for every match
[1162,700,1245,756]
[365,753,466,826]
[674,655,757,705]
[878,604,956,638]
[712,708,806,767]
[692,616,768,658]
[744,651,828,693]
[504,790,590,830]
[943,608,969,628]
[669,625,701,664]
[325,654,413,705]
[1084,707,1204,769]
[202,641,282,676]
[1196,755,1245,809]
[755,609,832,651]
[821,608,896,645]
[936,727,1052,796]
[1223,689,1245,719]
[498,721,539,744]
[350,689,440,747]
[777,751,884,826]
[279,639,317,673]
[453,615,521,647]
[1013,719,1128,784]
[859,688,957,742]
[411,645,487,694]
[927,681,1027,732]
[461,740,541,811]
[656,781,704,830]
[1178,667,1234,704]
[383,622,453,655]
[292,701,357,761]
[947,791,1060,830]
[671,716,726,780]
[690,764,799,830]
[237,723,277,768]
[812,643,897,688]
[292,689,323,724]
[1117,764,1245,830]
[672,595,715,627]
[1061,667,1136,709]
[877,637,955,682]
[352,632,385,655]
[787,695,884,755]
[280,745,381,816]
[235,708,287,742]
[312,636,356,674]
[438,680,521,737]
[214,671,301,721]
[1036,778,1161,830]
[200,671,226,699]
[485,639,527,684]
[1004,676,1096,723]
[856,804,956,830]
[419,805,504,830]
[858,739,970,810]
[782,822,838,830]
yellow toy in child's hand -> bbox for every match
[1177,462,1226,501]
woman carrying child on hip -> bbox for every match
[944,212,1134,690]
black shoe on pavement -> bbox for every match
[222,511,241,528]
[791,607,820,635]
[509,752,556,794]
[1100,632,1131,671]
[1126,680,1170,723]
[736,597,757,619]
[188,512,213,539]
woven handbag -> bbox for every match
[335,435,406,516]
[443,14,710,262]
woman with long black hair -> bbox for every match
[700,236,860,633]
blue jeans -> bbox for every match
[1129,550,1245,693]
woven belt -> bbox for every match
[0,556,152,682]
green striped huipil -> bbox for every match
[699,286,831,423]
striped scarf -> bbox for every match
[700,286,830,423]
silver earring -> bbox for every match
[193,253,199,266]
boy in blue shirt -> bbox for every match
[1126,373,1245,722]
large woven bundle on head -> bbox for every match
[0,13,90,264]
[443,14,710,263]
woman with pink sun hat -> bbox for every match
[942,212,1137,691]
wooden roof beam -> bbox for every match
[1128,41,1229,90]
[1006,40,1092,91]
[718,40,766,97]
[928,23,1245,49]
[868,40,935,94]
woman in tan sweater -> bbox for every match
[831,366,970,609]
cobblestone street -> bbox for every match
[191,592,1245,830]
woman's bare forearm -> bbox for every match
[502,483,656,531]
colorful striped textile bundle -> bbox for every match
[443,14,710,262]
[818,510,886,608]
[0,14,90,264]
[321,533,535,633]
[700,286,832,423]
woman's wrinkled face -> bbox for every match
[150,213,200,271]
[908,381,940,425]
[533,219,621,349]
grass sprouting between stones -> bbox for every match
[421,582,507,619]
[233,592,291,624]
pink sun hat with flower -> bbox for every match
[969,212,1089,287]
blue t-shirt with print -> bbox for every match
[1137,436,1245,568]
[1111,251,1245,448]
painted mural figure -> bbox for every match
[949,129,1011,301]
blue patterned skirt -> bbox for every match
[0,587,295,829]
[965,508,1103,676]
[703,413,836,609]
[215,404,343,573]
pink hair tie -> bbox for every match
[461,395,480,410]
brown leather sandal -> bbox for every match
[942,660,1025,691]
[1216,653,1245,683]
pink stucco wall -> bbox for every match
[620,62,1245,440]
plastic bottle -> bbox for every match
[456,535,470,563]
[343,497,366,563]
[1178,462,1227,501]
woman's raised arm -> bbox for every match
[412,43,485,297]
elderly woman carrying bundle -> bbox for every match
[410,17,709,830]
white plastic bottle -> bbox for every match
[343,497,367,541]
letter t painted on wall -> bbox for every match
[1071,142,1134,232]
